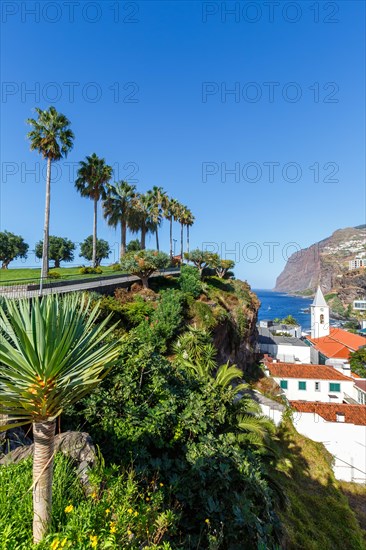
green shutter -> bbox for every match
[329,383,341,392]
[298,381,306,390]
[280,380,288,389]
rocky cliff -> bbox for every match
[274,226,366,294]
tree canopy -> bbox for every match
[0,231,29,269]
[120,249,170,288]
[35,236,75,268]
[79,236,111,266]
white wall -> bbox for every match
[259,343,311,363]
[292,411,366,482]
[273,377,355,403]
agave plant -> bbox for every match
[0,294,120,543]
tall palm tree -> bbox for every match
[0,294,120,544]
[146,186,167,251]
[27,107,74,281]
[163,197,180,260]
[184,208,195,256]
[129,193,155,250]
[103,181,136,258]
[176,202,188,262]
[75,154,112,267]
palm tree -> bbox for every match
[176,203,187,262]
[129,193,155,250]
[103,181,136,258]
[0,294,120,543]
[27,107,74,281]
[146,186,167,251]
[75,154,112,267]
[184,208,195,256]
[163,197,180,260]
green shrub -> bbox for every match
[189,300,217,330]
[178,264,202,298]
[47,271,61,279]
[122,296,155,327]
[111,263,121,272]
[79,266,103,275]
[151,289,184,346]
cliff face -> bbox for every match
[274,226,366,293]
[211,280,259,374]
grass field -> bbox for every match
[0,266,118,286]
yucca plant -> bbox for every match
[0,294,120,544]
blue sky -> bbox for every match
[1,0,365,288]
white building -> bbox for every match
[349,257,366,270]
[311,286,330,339]
[263,359,355,403]
[291,401,366,482]
[257,327,311,363]
[353,299,366,311]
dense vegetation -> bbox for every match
[1,271,365,548]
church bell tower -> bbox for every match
[311,286,330,339]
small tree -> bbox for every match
[126,238,141,252]
[120,250,170,288]
[80,236,110,266]
[349,347,366,378]
[35,236,75,268]
[209,257,235,278]
[0,231,29,269]
[184,249,218,278]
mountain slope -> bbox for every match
[274,226,366,293]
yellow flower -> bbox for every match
[159,482,164,487]
[134,511,138,517]
[110,525,117,534]
[127,508,133,514]
[105,508,111,515]
[205,518,210,524]
[51,540,59,550]
[61,540,68,548]
[90,534,98,548]
[146,497,150,501]
[91,492,98,500]
[127,530,132,536]
[64,504,74,513]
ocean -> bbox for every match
[254,290,313,331]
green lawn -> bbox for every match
[0,266,119,286]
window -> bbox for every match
[280,380,288,389]
[329,383,341,392]
[320,314,324,324]
[315,382,320,391]
[298,381,306,390]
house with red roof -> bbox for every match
[263,357,356,403]
[290,401,366,482]
[307,286,366,363]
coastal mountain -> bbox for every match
[274,226,366,294]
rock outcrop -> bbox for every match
[274,226,366,294]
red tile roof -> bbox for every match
[355,380,366,392]
[308,328,366,359]
[265,361,353,381]
[290,401,366,426]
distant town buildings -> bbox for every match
[349,256,366,270]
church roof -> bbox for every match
[308,328,366,358]
[312,286,328,307]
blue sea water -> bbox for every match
[254,290,313,331]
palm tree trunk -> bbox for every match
[93,197,97,267]
[169,218,173,259]
[187,225,190,256]
[156,228,159,251]
[121,220,127,258]
[41,157,52,280]
[141,225,146,250]
[33,419,56,543]
[180,223,184,263]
